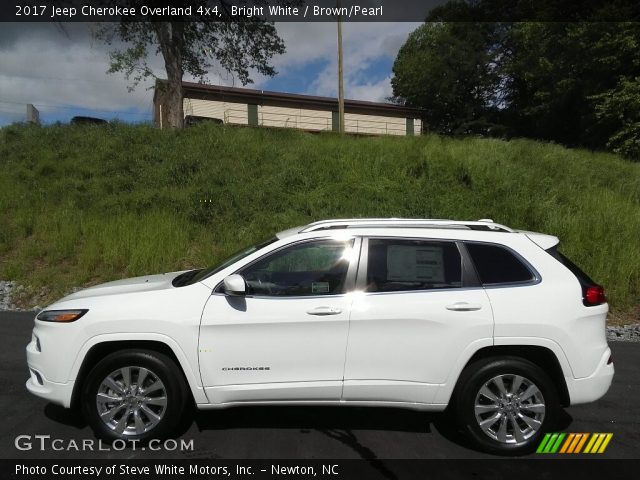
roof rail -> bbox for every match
[300,218,513,233]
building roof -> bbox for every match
[155,79,422,119]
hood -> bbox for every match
[60,270,190,302]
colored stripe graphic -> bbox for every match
[537,433,613,454]
[574,433,589,453]
[584,433,599,453]
[544,433,559,453]
[559,433,575,453]
[536,433,552,453]
[551,433,566,453]
[567,433,586,453]
[584,433,614,454]
[598,433,613,453]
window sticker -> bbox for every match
[387,245,445,282]
[312,282,330,294]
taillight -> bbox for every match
[584,285,606,306]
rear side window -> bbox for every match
[466,242,534,285]
[366,239,462,292]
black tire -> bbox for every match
[81,349,188,442]
[454,356,560,456]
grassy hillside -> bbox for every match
[0,123,638,320]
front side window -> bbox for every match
[366,239,462,292]
[238,239,355,296]
[466,242,535,285]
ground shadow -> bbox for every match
[44,403,87,429]
[193,405,576,457]
[193,406,439,480]
[194,405,434,433]
[43,400,576,464]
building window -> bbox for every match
[406,118,415,136]
[248,104,259,126]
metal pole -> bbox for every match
[337,0,345,134]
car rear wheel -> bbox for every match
[81,349,188,442]
[454,357,560,455]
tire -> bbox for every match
[454,356,560,456]
[81,349,188,442]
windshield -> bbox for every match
[173,237,278,287]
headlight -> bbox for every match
[36,309,88,323]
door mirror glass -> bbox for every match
[223,274,246,296]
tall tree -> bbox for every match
[592,76,640,159]
[503,22,640,151]
[391,0,640,158]
[390,22,504,135]
[94,1,285,128]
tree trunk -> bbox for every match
[154,23,185,128]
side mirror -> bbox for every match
[223,274,246,296]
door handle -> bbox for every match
[446,302,482,312]
[307,306,342,316]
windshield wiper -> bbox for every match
[172,269,203,287]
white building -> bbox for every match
[154,80,423,136]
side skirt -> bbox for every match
[196,399,448,411]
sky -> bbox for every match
[0,21,421,126]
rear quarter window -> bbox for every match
[465,242,535,285]
[546,247,596,287]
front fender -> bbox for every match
[70,333,208,404]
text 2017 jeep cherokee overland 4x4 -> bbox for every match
[26,218,613,454]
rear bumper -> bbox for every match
[566,347,614,405]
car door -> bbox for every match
[199,237,360,404]
[343,237,493,404]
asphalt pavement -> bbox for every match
[1,311,637,460]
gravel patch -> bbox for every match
[607,324,640,342]
[0,280,19,310]
[0,280,42,312]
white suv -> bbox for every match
[26,218,613,454]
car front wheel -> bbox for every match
[81,349,188,442]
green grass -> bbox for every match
[1,123,639,318]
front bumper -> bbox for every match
[26,334,74,408]
[26,375,74,408]
[566,347,614,405]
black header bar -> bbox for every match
[3,459,640,480]
[3,0,640,23]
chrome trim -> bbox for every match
[355,236,369,291]
[354,287,481,297]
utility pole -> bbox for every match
[336,0,345,134]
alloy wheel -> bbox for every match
[473,374,545,445]
[95,366,167,436]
